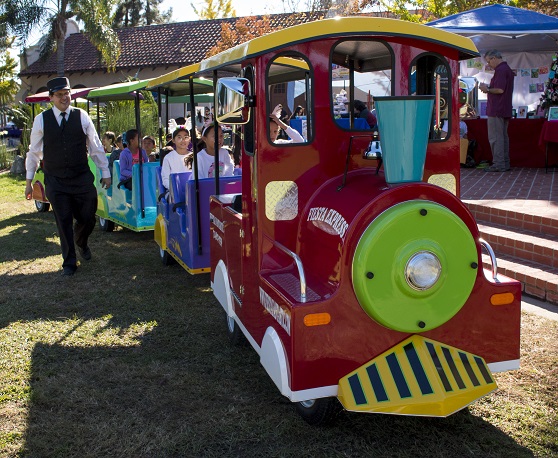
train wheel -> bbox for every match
[99,217,115,232]
[35,200,50,212]
[295,398,341,426]
[160,247,175,266]
[226,314,243,346]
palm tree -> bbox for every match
[1,0,120,76]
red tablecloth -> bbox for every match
[539,120,558,144]
[464,118,550,168]
[538,121,558,169]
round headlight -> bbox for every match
[405,251,442,290]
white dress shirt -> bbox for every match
[26,106,109,180]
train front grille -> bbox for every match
[337,335,497,416]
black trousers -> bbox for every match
[44,172,97,269]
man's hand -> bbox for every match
[25,181,33,200]
[100,177,111,189]
[479,83,489,94]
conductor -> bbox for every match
[25,77,111,276]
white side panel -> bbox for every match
[211,260,233,316]
[488,359,520,373]
[259,326,338,402]
[260,327,290,397]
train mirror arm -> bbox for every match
[246,95,256,107]
[264,234,307,303]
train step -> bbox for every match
[477,222,558,270]
[466,201,558,238]
[481,252,558,306]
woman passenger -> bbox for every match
[190,123,234,179]
[161,127,192,194]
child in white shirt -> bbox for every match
[190,123,234,179]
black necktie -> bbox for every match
[60,112,67,129]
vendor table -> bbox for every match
[464,118,551,168]
[538,121,558,172]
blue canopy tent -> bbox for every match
[428,4,558,54]
[429,4,558,109]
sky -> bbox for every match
[161,0,289,21]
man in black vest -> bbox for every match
[25,77,111,276]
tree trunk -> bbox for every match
[56,36,65,76]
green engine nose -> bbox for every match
[352,201,478,333]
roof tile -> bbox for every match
[20,13,323,76]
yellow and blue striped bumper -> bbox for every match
[337,335,497,417]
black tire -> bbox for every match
[35,200,50,212]
[99,217,115,232]
[226,313,243,346]
[160,247,175,266]
[295,398,342,426]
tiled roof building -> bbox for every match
[18,12,323,98]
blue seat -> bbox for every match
[156,166,167,200]
[170,171,192,205]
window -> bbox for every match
[267,54,313,144]
[410,54,451,140]
[330,40,393,131]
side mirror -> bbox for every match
[216,77,251,125]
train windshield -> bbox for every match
[331,40,393,130]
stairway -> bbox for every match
[460,168,558,306]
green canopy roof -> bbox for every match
[87,80,150,101]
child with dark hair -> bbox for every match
[103,131,121,179]
[189,123,234,179]
[161,127,192,194]
[118,129,149,190]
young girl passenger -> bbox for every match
[190,123,234,179]
[161,126,192,194]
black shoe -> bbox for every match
[78,246,92,261]
[61,266,77,276]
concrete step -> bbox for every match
[478,223,558,269]
[466,202,558,238]
[482,253,558,306]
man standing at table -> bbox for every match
[479,50,514,172]
[25,77,111,276]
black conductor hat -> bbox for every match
[47,77,71,94]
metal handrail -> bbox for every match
[264,235,307,303]
[479,238,498,280]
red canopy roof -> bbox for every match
[25,87,97,103]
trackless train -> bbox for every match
[147,17,521,424]
[29,16,521,425]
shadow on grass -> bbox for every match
[0,210,61,263]
[22,320,537,457]
[0,210,542,457]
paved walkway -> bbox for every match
[522,296,558,321]
[460,167,558,219]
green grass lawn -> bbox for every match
[0,173,557,457]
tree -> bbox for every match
[0,37,19,127]
[192,0,236,19]
[355,0,558,23]
[112,0,172,28]
[280,0,363,15]
[206,16,273,57]
[0,0,121,75]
